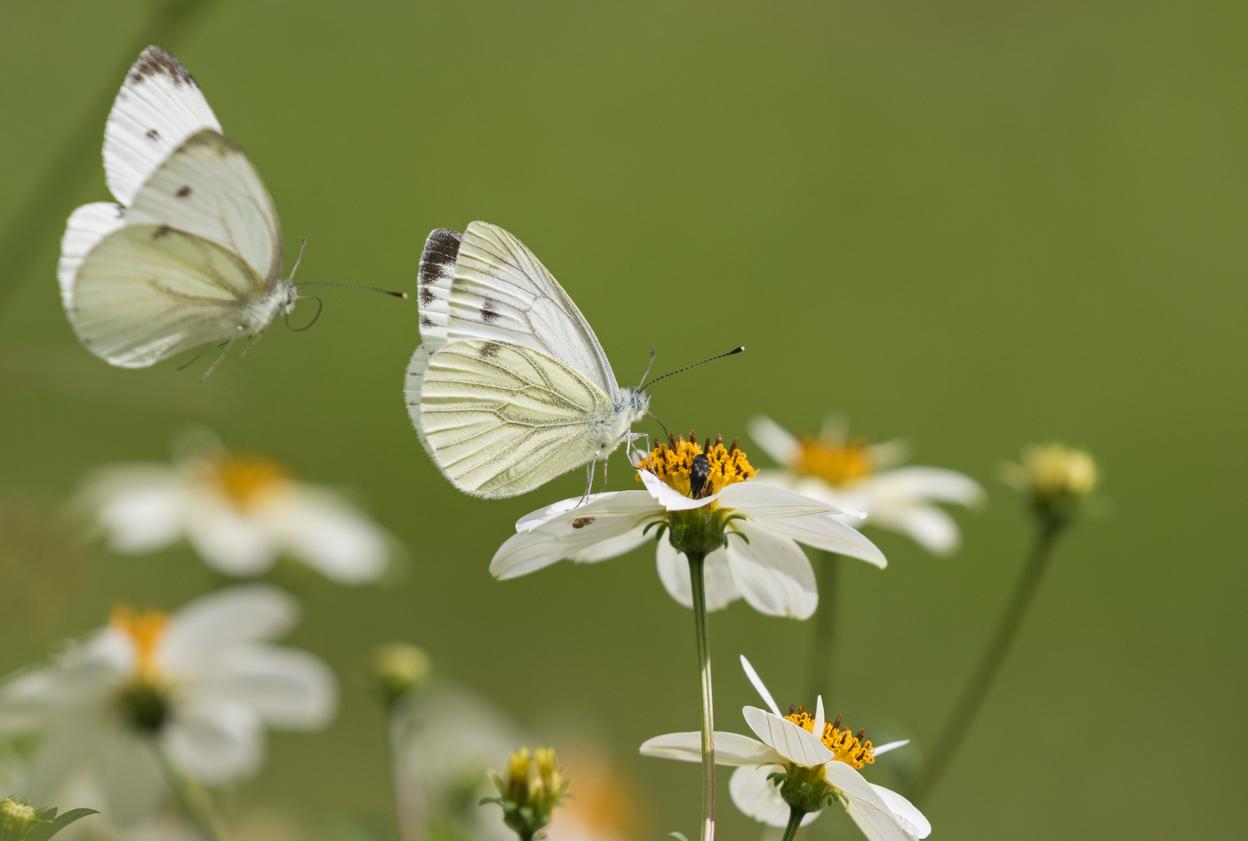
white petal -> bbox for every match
[869,466,984,506]
[163,700,264,784]
[739,656,782,717]
[749,508,887,568]
[719,480,862,521]
[639,731,778,766]
[824,762,916,841]
[263,489,390,583]
[80,466,186,553]
[729,765,819,829]
[725,523,818,619]
[94,732,167,827]
[871,504,961,555]
[572,527,650,563]
[873,739,910,757]
[183,498,277,576]
[747,416,800,466]
[639,470,721,510]
[742,706,832,767]
[515,492,621,532]
[655,544,738,611]
[196,645,336,729]
[162,586,298,666]
[490,492,658,580]
[871,784,931,839]
[814,695,825,737]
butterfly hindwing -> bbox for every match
[418,340,613,498]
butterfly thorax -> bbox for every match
[592,387,651,458]
[241,279,297,334]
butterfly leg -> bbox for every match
[175,343,210,372]
[579,460,597,507]
[200,333,240,381]
[239,328,268,358]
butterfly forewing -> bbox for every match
[419,341,614,498]
[125,129,281,285]
[104,46,223,207]
[447,222,619,397]
[68,225,264,367]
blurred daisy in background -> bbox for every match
[491,434,885,619]
[0,586,335,828]
[749,415,983,556]
[76,431,394,584]
[642,656,928,841]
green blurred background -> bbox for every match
[2,0,1245,837]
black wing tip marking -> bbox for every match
[130,46,198,87]
[418,229,463,287]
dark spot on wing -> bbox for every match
[145,128,160,141]
[480,342,502,360]
[130,47,197,87]
[421,316,434,328]
[571,517,595,529]
[419,287,435,306]
[480,299,499,323]
[418,228,463,286]
[152,225,173,239]
[176,185,192,198]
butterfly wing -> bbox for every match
[67,225,265,367]
[58,202,124,310]
[419,340,616,498]
[445,222,619,396]
[405,229,464,446]
[104,46,224,207]
[124,129,282,283]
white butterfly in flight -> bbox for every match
[404,223,669,499]
[58,46,305,375]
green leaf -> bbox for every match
[28,809,97,841]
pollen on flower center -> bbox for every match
[201,453,290,509]
[635,433,756,498]
[785,705,875,769]
[794,438,873,486]
[111,606,168,682]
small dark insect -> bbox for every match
[572,517,595,529]
[689,453,711,499]
[176,185,192,198]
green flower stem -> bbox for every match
[780,806,806,841]
[806,550,840,701]
[687,551,717,841]
[915,517,1066,802]
[152,745,232,841]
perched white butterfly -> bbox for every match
[403,222,655,499]
[58,46,300,375]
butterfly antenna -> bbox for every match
[640,345,745,391]
[291,235,408,300]
[636,349,657,389]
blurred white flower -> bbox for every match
[491,435,884,619]
[641,656,928,841]
[77,433,393,583]
[0,586,335,828]
[749,415,983,555]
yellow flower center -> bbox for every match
[635,434,756,498]
[793,438,873,486]
[110,606,169,682]
[785,706,875,769]
[201,453,290,510]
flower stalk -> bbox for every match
[915,516,1065,801]
[687,551,717,841]
[780,806,806,841]
[806,550,840,701]
[152,745,233,841]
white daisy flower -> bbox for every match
[490,434,885,619]
[749,415,983,556]
[641,656,930,841]
[77,433,393,584]
[0,586,336,828]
